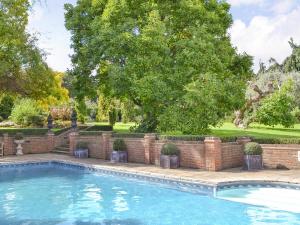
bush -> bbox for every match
[85,125,113,131]
[113,139,127,151]
[15,133,24,140]
[244,142,263,155]
[161,143,180,156]
[10,98,46,127]
[76,142,88,149]
[0,95,14,120]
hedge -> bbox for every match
[79,131,103,136]
[85,125,113,131]
[251,137,300,144]
[0,128,49,136]
[158,135,205,142]
[113,133,145,138]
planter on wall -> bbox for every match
[74,148,89,158]
[111,151,128,163]
[160,155,179,169]
[244,155,263,170]
[15,140,25,156]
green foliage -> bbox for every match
[252,137,300,144]
[161,143,180,156]
[85,125,113,131]
[76,142,88,149]
[256,81,296,127]
[0,128,49,136]
[244,142,263,155]
[75,98,87,123]
[14,132,23,140]
[113,133,145,139]
[65,0,253,134]
[159,135,204,142]
[10,98,46,127]
[0,95,14,120]
[0,0,57,98]
[113,139,127,151]
[108,108,117,127]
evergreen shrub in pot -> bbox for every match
[74,142,89,158]
[244,142,263,170]
[160,143,180,169]
[111,139,127,163]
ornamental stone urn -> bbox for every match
[243,142,263,170]
[14,133,24,156]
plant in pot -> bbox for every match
[160,143,180,169]
[14,133,24,156]
[244,142,263,170]
[74,142,89,158]
[111,139,127,163]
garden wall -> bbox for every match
[2,130,300,171]
[261,144,300,169]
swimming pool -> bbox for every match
[0,162,299,225]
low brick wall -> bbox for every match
[262,144,300,169]
[221,142,244,169]
[155,141,205,168]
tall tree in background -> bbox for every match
[0,0,55,98]
[234,39,300,128]
[65,0,253,133]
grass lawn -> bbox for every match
[87,122,300,139]
[2,122,300,139]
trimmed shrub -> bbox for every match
[85,125,113,131]
[0,95,14,120]
[244,142,263,155]
[113,139,127,151]
[10,98,46,127]
[161,143,180,156]
[76,142,88,149]
[15,133,24,140]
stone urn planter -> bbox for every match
[14,133,24,156]
[74,142,89,158]
[243,142,263,170]
[111,139,128,163]
[160,143,180,169]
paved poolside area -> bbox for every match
[1,153,300,185]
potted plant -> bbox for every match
[111,139,127,163]
[14,133,24,156]
[74,142,89,158]
[244,142,263,170]
[160,143,180,169]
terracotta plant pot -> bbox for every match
[244,155,263,170]
[111,151,128,163]
[160,155,179,169]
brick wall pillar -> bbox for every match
[144,133,156,164]
[102,132,113,160]
[204,137,222,171]
[69,131,78,156]
[47,131,55,152]
[3,134,14,156]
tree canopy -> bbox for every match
[0,0,56,98]
[65,0,253,133]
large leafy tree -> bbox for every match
[0,0,55,98]
[234,40,300,128]
[65,0,253,133]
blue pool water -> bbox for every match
[0,163,300,225]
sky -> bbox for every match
[28,0,300,72]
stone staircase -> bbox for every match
[50,131,70,155]
[51,143,70,155]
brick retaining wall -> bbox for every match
[2,131,300,171]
